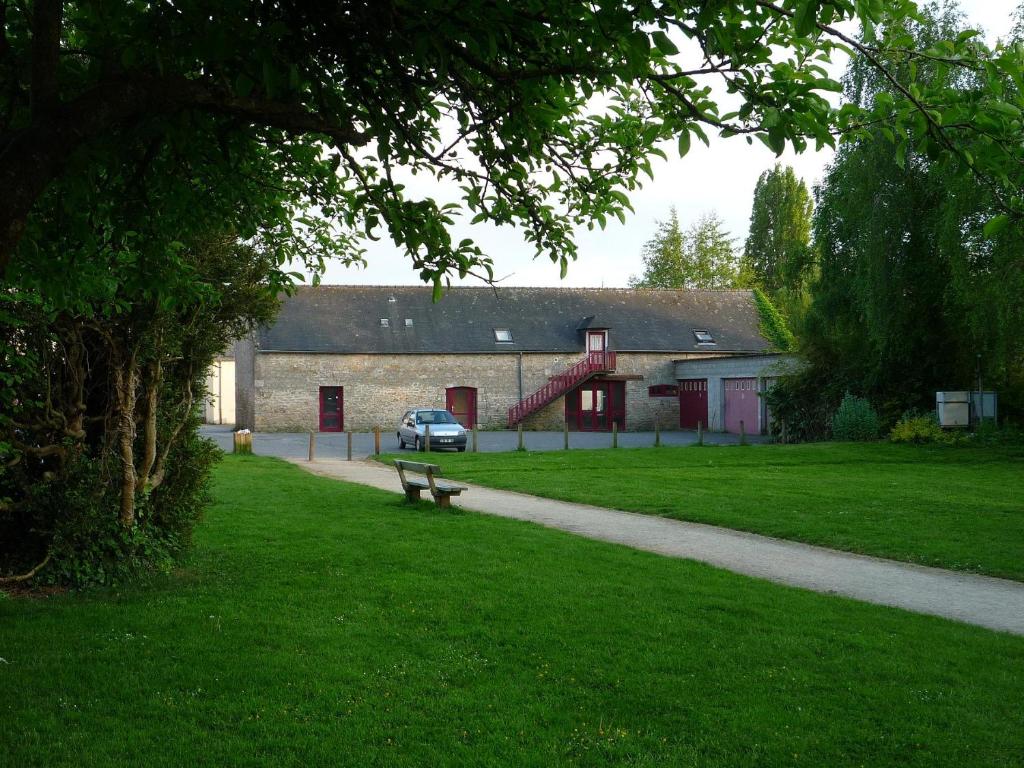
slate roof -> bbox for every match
[257,286,770,354]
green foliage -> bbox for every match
[889,412,949,444]
[799,5,1024,427]
[831,393,881,442]
[753,287,796,351]
[742,164,815,296]
[630,209,740,289]
[6,2,1024,287]
[0,236,277,586]
[17,430,218,588]
[763,367,842,443]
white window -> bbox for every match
[380,318,389,328]
[494,328,513,343]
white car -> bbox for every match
[397,409,468,451]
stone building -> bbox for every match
[234,285,791,434]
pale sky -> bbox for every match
[314,1,1019,289]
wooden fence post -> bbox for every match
[654,419,661,447]
[307,432,316,462]
[346,431,352,461]
[424,424,431,453]
[563,420,569,451]
[472,426,478,453]
[374,425,381,455]
[697,420,704,447]
[612,421,618,449]
[233,431,252,455]
[739,419,747,446]
[517,423,524,451]
[781,418,788,445]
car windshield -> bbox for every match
[416,410,457,425]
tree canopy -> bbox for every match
[3,0,1024,292]
[768,2,1024,437]
[741,164,815,296]
[630,208,740,289]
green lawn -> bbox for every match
[413,442,1024,581]
[1,455,1023,767]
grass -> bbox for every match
[1,454,1023,767]
[404,442,1024,581]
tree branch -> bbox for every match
[0,553,51,584]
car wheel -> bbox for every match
[398,433,405,449]
[415,437,423,452]
[457,446,466,452]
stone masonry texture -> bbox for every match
[252,351,712,432]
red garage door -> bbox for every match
[724,378,758,435]
[678,379,708,429]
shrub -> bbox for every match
[764,371,841,443]
[831,393,880,441]
[890,412,947,444]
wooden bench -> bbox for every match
[393,460,467,508]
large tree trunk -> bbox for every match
[112,352,140,527]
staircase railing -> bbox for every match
[507,351,616,426]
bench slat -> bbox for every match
[404,478,464,493]
[394,460,443,477]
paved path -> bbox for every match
[293,458,1024,636]
[201,424,766,460]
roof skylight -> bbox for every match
[693,329,715,345]
[493,328,513,343]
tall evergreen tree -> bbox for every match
[631,209,739,289]
[741,164,814,296]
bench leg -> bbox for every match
[435,493,452,508]
[405,488,421,503]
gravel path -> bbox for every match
[291,457,1024,636]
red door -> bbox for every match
[723,378,758,435]
[566,381,625,431]
[678,379,708,429]
[318,386,343,432]
[445,386,477,428]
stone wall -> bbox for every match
[251,350,719,432]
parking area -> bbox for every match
[200,424,768,459]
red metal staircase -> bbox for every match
[507,351,617,426]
